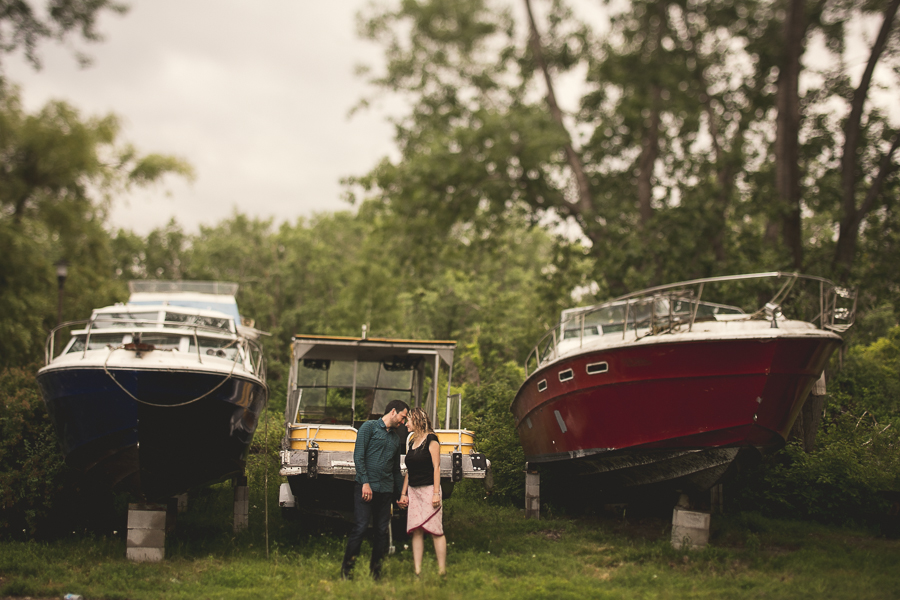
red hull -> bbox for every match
[511,336,839,484]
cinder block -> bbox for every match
[671,508,710,549]
[126,547,165,562]
[126,528,166,548]
[127,507,167,530]
[234,486,249,502]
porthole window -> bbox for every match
[537,379,548,392]
[586,361,609,375]
[558,369,574,382]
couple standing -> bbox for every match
[341,400,447,580]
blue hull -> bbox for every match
[37,366,267,500]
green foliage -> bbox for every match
[732,409,900,527]
[0,85,192,369]
[0,0,128,71]
[833,325,900,415]
[462,359,527,505]
[0,366,67,537]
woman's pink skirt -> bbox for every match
[406,486,443,536]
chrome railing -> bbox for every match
[524,272,857,376]
[44,316,267,380]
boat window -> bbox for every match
[537,379,548,392]
[558,369,574,382]
[92,312,159,327]
[294,388,362,423]
[563,326,600,339]
[373,389,412,416]
[586,362,609,375]
[377,366,414,391]
[165,312,233,332]
[293,358,418,424]
[297,359,330,387]
[140,334,185,351]
[323,360,355,387]
[297,388,327,419]
[67,334,127,353]
[188,336,239,359]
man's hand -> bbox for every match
[397,494,409,509]
[361,483,373,502]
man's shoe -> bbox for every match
[340,564,352,580]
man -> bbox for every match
[341,399,410,580]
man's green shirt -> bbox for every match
[354,418,403,496]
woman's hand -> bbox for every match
[432,491,441,509]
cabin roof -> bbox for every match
[291,334,456,365]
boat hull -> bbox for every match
[37,366,267,500]
[511,335,840,490]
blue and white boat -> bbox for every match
[37,281,268,501]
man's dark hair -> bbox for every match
[383,400,410,416]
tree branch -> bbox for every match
[523,0,593,219]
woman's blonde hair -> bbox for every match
[407,407,434,438]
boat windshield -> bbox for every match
[92,312,159,327]
[561,298,744,341]
[164,312,233,332]
[129,300,241,322]
[293,358,418,424]
[67,333,126,353]
[89,310,234,334]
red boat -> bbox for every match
[511,272,856,493]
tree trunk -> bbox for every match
[523,0,593,219]
[637,87,661,228]
[774,0,806,269]
[832,0,900,280]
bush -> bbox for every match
[833,325,900,416]
[732,408,900,527]
[0,366,68,538]
[463,361,527,506]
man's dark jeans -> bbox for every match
[341,483,393,579]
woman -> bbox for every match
[400,407,446,576]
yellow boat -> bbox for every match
[279,334,491,521]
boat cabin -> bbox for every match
[279,334,491,518]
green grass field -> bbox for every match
[1,472,899,600]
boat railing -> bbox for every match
[524,272,857,376]
[44,319,91,364]
[45,316,267,379]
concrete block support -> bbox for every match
[525,470,540,520]
[671,507,710,550]
[127,503,167,562]
[234,482,249,532]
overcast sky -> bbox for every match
[5,1,400,235]
[6,2,893,237]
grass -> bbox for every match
[1,462,899,600]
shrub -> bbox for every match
[0,366,68,538]
[462,361,527,506]
[832,325,900,416]
[732,408,900,527]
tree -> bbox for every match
[832,0,900,279]
[0,0,128,72]
[0,86,192,367]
